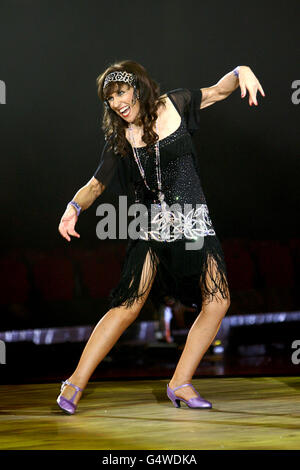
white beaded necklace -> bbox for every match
[128,122,166,210]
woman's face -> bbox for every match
[106,83,140,124]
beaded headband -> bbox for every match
[103,71,136,90]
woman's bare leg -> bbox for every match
[168,256,230,401]
[60,251,157,405]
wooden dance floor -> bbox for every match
[0,377,300,450]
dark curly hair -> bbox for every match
[96,60,166,156]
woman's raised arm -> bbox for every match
[200,66,265,109]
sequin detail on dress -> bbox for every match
[133,119,187,152]
[139,203,216,242]
[134,135,216,242]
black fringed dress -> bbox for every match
[93,88,229,309]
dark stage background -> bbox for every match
[0,0,299,247]
[0,0,299,381]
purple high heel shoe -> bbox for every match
[56,379,83,415]
[167,383,212,409]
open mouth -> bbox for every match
[119,106,130,117]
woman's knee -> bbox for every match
[110,299,145,324]
[202,292,231,318]
[221,295,231,315]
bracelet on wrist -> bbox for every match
[233,66,240,78]
[67,200,82,217]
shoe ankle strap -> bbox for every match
[170,383,193,392]
[61,379,84,393]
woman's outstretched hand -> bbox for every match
[58,205,80,242]
[239,66,265,106]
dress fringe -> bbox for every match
[109,235,229,310]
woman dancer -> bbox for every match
[57,60,265,413]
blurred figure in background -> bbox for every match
[158,296,197,343]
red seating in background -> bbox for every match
[0,252,30,304]
[1,238,296,328]
[221,238,265,314]
[30,250,75,301]
[249,240,295,311]
[249,240,294,288]
[289,238,300,306]
[289,238,300,273]
[222,238,255,290]
[74,244,122,299]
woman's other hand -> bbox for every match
[239,66,265,106]
[58,205,80,242]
